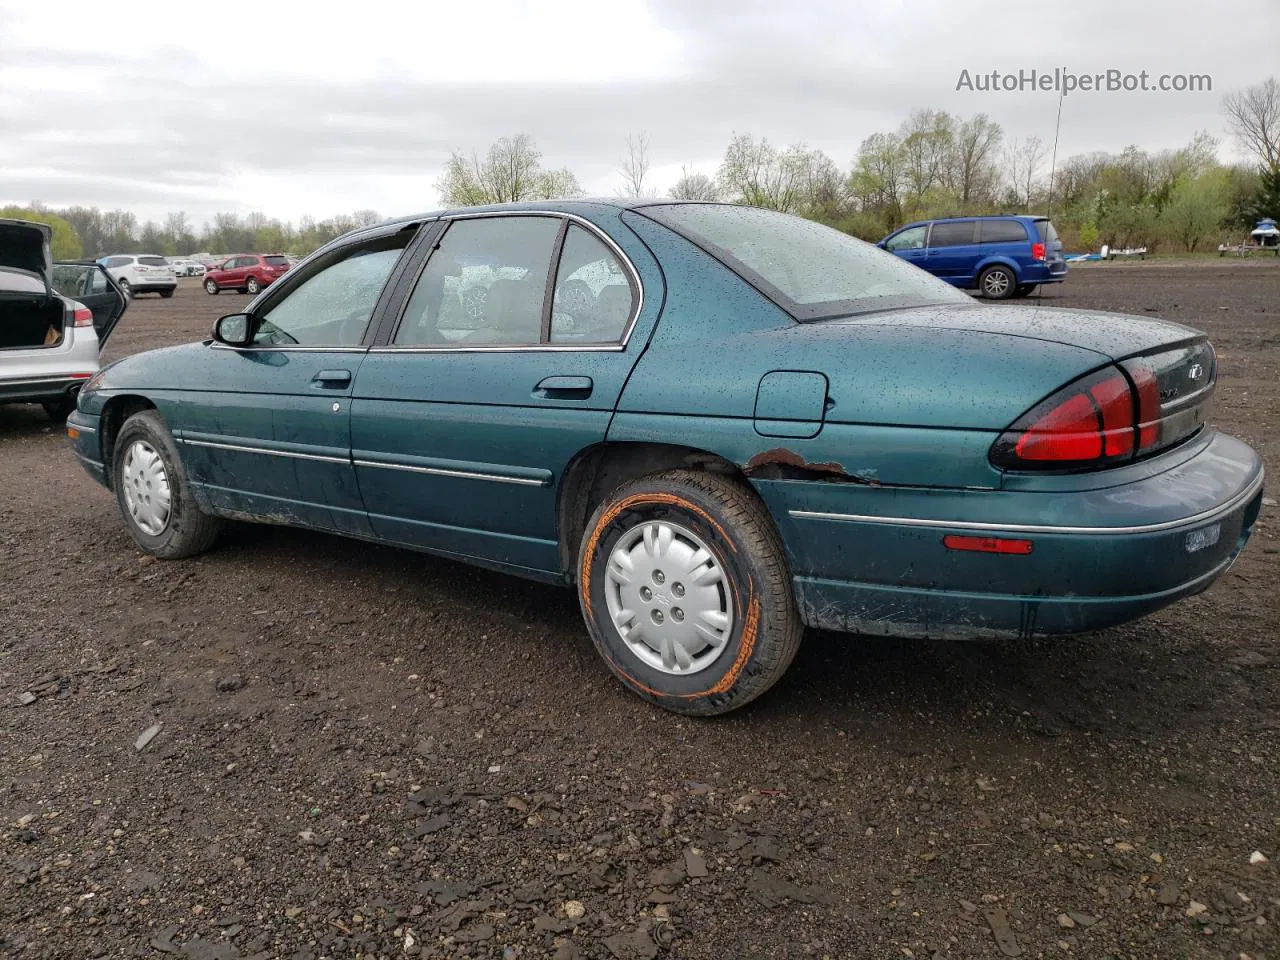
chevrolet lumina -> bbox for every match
[66,201,1265,715]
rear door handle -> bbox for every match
[311,369,351,388]
[534,375,593,400]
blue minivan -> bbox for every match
[878,216,1067,299]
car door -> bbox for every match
[51,262,128,346]
[174,227,418,535]
[924,220,978,282]
[349,211,651,577]
[882,224,930,271]
[222,256,248,289]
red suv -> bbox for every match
[203,254,291,296]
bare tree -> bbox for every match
[1223,77,1280,173]
[670,166,719,201]
[899,109,956,199]
[950,114,1003,210]
[1004,136,1048,209]
[619,132,652,197]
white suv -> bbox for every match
[100,254,177,299]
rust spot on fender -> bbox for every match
[745,447,877,484]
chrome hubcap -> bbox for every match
[985,271,1010,295]
[604,520,733,675]
[121,440,172,536]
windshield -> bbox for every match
[643,203,969,320]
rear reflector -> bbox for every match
[943,535,1034,555]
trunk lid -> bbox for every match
[0,218,53,298]
[828,302,1204,362]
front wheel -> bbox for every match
[577,470,803,716]
[204,279,219,295]
[978,265,1015,299]
[246,277,261,295]
[117,278,132,299]
[112,410,222,559]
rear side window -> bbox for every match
[265,255,289,267]
[549,225,635,344]
[1035,220,1060,244]
[105,256,132,267]
[395,216,562,347]
[927,221,977,247]
[138,256,169,267]
[979,221,1028,244]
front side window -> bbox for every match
[884,225,927,251]
[252,233,408,347]
[648,205,967,320]
[549,225,635,344]
[395,216,561,347]
[927,221,977,247]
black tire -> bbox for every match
[246,277,261,295]
[160,288,175,299]
[117,278,132,299]
[42,390,77,422]
[576,469,803,716]
[978,265,1016,299]
[1013,283,1036,297]
[111,409,222,559]
[205,279,219,295]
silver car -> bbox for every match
[1,219,127,420]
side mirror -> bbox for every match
[213,313,253,346]
[876,240,888,249]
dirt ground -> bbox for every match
[2,263,1278,960]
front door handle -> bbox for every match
[311,369,352,388]
[534,375,593,400]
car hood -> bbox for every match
[825,301,1204,361]
[0,218,53,293]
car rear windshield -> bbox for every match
[138,256,170,267]
[265,255,289,267]
[643,204,970,321]
[1035,220,1060,244]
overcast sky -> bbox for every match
[0,0,1274,227]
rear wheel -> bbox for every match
[204,279,219,295]
[160,288,175,299]
[1013,283,1036,297]
[978,265,1015,299]
[246,277,261,295]
[577,470,803,716]
[112,410,222,559]
[41,390,78,422]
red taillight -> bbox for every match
[943,535,1034,555]
[1005,368,1135,466]
[1031,242,1046,261]
[72,307,94,327]
[1127,360,1162,451]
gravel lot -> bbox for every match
[2,262,1278,960]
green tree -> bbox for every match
[1159,171,1229,251]
[1248,165,1280,222]
[437,134,582,206]
[0,206,83,260]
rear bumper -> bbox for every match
[760,430,1264,638]
[0,374,93,404]
[131,281,176,292]
[1021,261,1068,283]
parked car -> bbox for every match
[879,215,1067,299]
[167,258,206,277]
[1,219,126,420]
[68,201,1263,715]
[100,254,177,299]
[203,254,291,295]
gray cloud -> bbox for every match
[0,0,1274,224]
